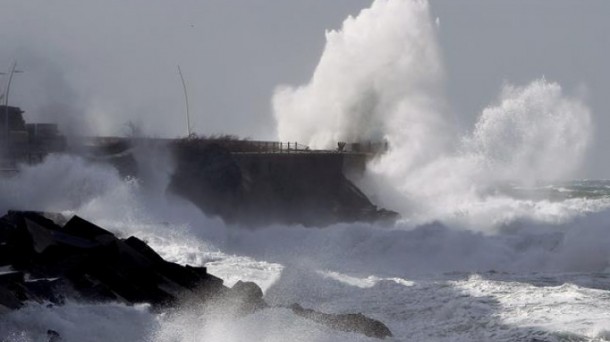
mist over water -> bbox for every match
[369,78,593,227]
[274,0,593,228]
[274,0,446,152]
[2,0,610,341]
[3,154,610,340]
[463,79,591,185]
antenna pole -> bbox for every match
[5,62,23,107]
[3,61,23,145]
[177,65,191,137]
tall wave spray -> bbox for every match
[273,0,448,156]
[464,80,591,185]
[273,0,592,226]
[390,80,593,225]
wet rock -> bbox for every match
[0,210,393,340]
[232,281,263,301]
[0,271,25,312]
[123,236,165,264]
[0,286,22,313]
[23,278,66,304]
[47,329,61,342]
[61,215,115,242]
[228,280,267,313]
[0,211,225,309]
[290,303,392,339]
[0,243,9,267]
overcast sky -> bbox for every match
[0,0,608,177]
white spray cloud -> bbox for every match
[465,79,591,184]
[372,78,593,226]
[273,0,447,155]
[273,0,593,227]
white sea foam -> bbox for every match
[0,0,607,341]
[2,155,610,341]
[0,302,156,342]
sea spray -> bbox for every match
[0,302,156,342]
[369,79,592,226]
[465,79,591,185]
[273,0,593,227]
[0,154,122,214]
[273,0,448,155]
[2,139,610,342]
[1,0,608,340]
[2,150,609,278]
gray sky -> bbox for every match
[431,1,610,178]
[1,0,608,177]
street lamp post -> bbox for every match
[1,61,24,141]
[177,65,192,138]
[4,62,24,107]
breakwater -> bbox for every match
[81,136,396,226]
[1,105,395,227]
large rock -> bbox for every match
[0,211,392,339]
[0,271,25,312]
[227,280,267,313]
[0,211,224,308]
[290,303,393,339]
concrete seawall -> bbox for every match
[169,140,396,227]
[2,126,396,226]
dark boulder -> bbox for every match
[231,281,264,301]
[0,243,10,267]
[0,271,26,312]
[290,303,392,339]
[0,211,225,309]
[23,277,67,305]
[0,210,393,339]
[123,236,165,264]
[47,329,62,342]
[228,280,267,313]
[62,215,115,242]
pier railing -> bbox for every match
[81,136,389,155]
[227,140,388,155]
[235,140,310,153]
[170,135,312,154]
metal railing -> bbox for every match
[81,136,389,155]
[236,140,310,153]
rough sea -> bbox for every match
[2,0,608,340]
[1,156,610,341]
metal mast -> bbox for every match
[177,65,192,137]
[3,62,23,107]
[1,61,24,142]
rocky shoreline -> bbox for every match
[0,211,392,340]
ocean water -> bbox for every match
[2,0,608,340]
[1,156,610,342]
